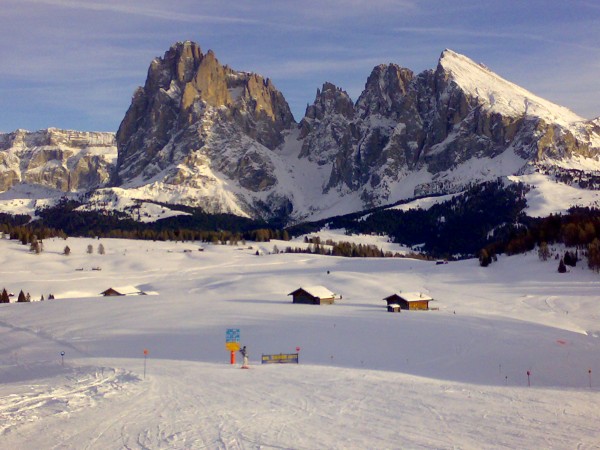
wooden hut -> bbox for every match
[288,286,338,305]
[100,286,146,297]
[383,292,432,310]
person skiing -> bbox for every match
[239,345,249,368]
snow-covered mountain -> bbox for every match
[301,50,600,210]
[114,41,296,218]
[111,42,599,221]
[1,43,599,222]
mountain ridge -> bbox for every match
[0,43,598,224]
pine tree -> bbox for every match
[17,290,26,302]
[564,251,577,267]
[64,245,71,256]
[0,288,9,303]
[87,244,93,254]
[558,258,567,273]
[98,243,105,255]
[25,292,31,302]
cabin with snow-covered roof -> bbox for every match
[100,286,146,297]
[288,286,339,305]
[383,292,432,310]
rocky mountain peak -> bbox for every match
[297,83,356,165]
[115,41,295,190]
[302,82,354,123]
[356,64,414,119]
[436,48,584,126]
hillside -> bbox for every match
[1,237,599,448]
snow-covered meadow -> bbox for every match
[1,236,600,449]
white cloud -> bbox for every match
[13,0,259,25]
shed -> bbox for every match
[100,286,146,297]
[288,286,338,305]
[387,304,401,313]
[383,292,432,310]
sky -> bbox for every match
[0,0,599,133]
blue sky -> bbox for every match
[1,0,598,133]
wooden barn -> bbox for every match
[100,286,146,297]
[383,292,433,310]
[288,286,338,305]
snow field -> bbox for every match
[1,236,600,448]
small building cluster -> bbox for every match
[287,285,434,312]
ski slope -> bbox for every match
[1,237,599,449]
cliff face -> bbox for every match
[0,128,116,192]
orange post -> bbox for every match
[230,350,236,365]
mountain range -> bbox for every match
[1,41,599,224]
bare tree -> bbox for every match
[538,242,550,261]
[30,235,42,254]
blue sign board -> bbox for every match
[226,328,240,343]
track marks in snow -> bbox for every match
[0,366,137,436]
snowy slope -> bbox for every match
[510,173,600,216]
[440,49,600,156]
[1,237,600,448]
[440,50,585,126]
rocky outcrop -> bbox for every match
[298,82,356,166]
[114,41,296,218]
[0,128,116,192]
[115,41,294,190]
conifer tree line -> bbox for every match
[0,218,290,248]
[283,236,414,258]
[288,179,531,259]
[0,288,54,303]
[0,183,597,268]
[0,200,291,246]
[480,207,600,271]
